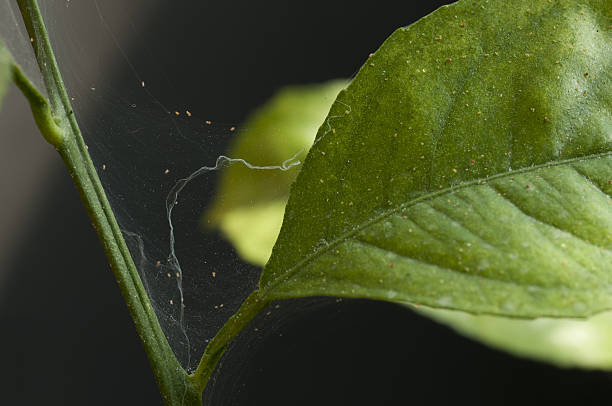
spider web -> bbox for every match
[0,0,357,378]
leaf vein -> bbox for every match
[264,151,612,292]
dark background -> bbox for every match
[1,0,611,405]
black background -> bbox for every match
[1,1,611,405]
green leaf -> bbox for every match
[205,80,346,265]
[208,84,612,369]
[208,81,612,369]
[261,0,612,320]
[416,306,612,369]
[0,41,12,110]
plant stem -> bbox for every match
[11,65,63,146]
[190,290,269,392]
[14,1,200,404]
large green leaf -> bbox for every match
[210,82,612,369]
[261,0,612,319]
[210,81,612,369]
[0,41,12,109]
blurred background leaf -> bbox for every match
[0,42,11,109]
[204,80,346,265]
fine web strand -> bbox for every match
[164,151,303,371]
[91,0,189,143]
[316,99,352,144]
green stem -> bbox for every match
[11,63,64,146]
[189,290,269,392]
[13,1,200,404]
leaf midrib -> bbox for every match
[262,150,612,293]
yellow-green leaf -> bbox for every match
[0,41,12,109]
[204,80,346,265]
